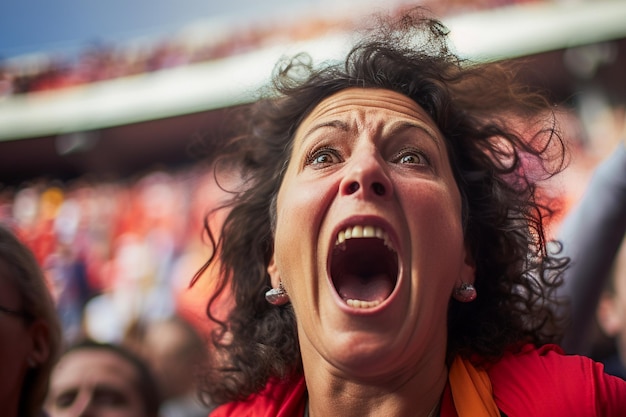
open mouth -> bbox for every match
[330,225,399,309]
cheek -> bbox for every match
[274,184,317,260]
[275,178,332,241]
[404,184,465,266]
[273,178,335,281]
[404,181,463,232]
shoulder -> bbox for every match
[488,344,626,416]
[209,375,306,417]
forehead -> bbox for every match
[297,88,436,133]
[51,349,139,391]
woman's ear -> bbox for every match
[267,254,281,288]
[597,292,622,337]
[28,320,51,366]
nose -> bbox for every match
[76,402,96,417]
[70,391,94,417]
[340,150,393,200]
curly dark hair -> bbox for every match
[193,8,569,405]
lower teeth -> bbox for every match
[346,299,381,309]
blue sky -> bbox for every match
[0,0,312,59]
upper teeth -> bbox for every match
[336,225,394,250]
[346,299,382,308]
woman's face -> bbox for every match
[268,88,474,378]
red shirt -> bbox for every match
[210,345,626,416]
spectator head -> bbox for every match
[45,340,161,417]
[0,224,62,417]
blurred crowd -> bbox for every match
[0,164,229,415]
[0,164,229,347]
[0,0,540,98]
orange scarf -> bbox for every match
[448,356,500,417]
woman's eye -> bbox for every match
[307,148,340,166]
[94,389,128,407]
[55,391,77,408]
[394,149,429,166]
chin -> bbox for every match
[322,329,407,376]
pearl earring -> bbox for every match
[453,282,477,302]
[265,282,289,305]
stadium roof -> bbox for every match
[1,0,625,141]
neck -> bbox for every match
[303,352,447,417]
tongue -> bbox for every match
[336,273,394,302]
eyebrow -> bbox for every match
[298,118,442,153]
[52,383,132,397]
[385,121,442,151]
[301,120,349,138]
[295,120,351,154]
[54,387,78,397]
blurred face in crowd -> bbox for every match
[45,348,147,417]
